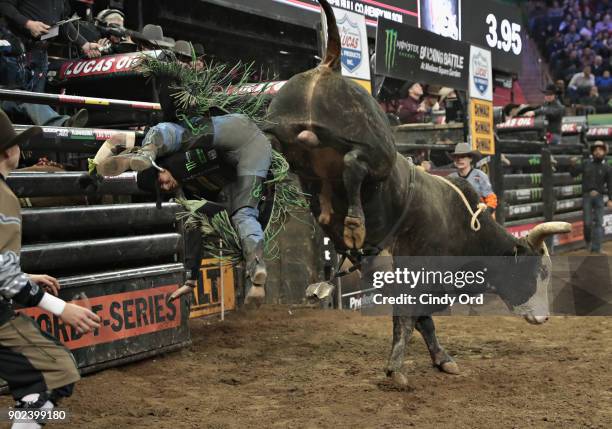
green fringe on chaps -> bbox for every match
[177,150,311,264]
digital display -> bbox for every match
[460,0,522,74]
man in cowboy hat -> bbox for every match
[0,109,100,427]
[524,83,565,145]
[448,142,498,216]
[570,140,612,253]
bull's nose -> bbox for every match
[524,314,549,325]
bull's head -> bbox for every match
[496,222,571,325]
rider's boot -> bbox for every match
[96,144,158,176]
[243,238,267,308]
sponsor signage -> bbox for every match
[562,123,581,134]
[202,0,418,33]
[469,46,492,101]
[587,126,612,137]
[496,117,536,129]
[322,7,371,92]
[460,0,523,73]
[375,18,469,89]
[19,285,181,350]
[58,52,145,80]
[469,98,495,155]
[41,127,137,142]
[190,258,236,319]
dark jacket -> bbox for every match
[0,0,86,46]
[569,157,612,198]
[534,98,564,135]
[0,174,44,326]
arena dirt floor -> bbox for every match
[2,246,612,429]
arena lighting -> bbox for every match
[279,50,290,55]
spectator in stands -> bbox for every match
[568,65,596,101]
[591,55,609,76]
[580,45,595,67]
[594,13,612,34]
[548,1,564,22]
[579,20,594,40]
[525,83,565,145]
[569,141,612,254]
[596,69,612,97]
[560,49,581,81]
[563,24,581,45]
[0,0,102,127]
[579,85,608,113]
[591,32,609,58]
[554,79,572,105]
[448,143,497,217]
[559,13,573,33]
[397,82,426,124]
[0,109,100,427]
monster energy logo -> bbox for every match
[531,188,542,200]
[185,160,198,172]
[530,174,542,185]
[185,150,203,172]
[385,29,398,70]
[528,156,541,166]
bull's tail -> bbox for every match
[319,0,341,72]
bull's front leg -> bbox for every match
[415,316,460,375]
[385,315,416,387]
[318,180,334,225]
[342,150,368,249]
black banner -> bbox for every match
[460,0,523,74]
[203,0,418,35]
[375,18,469,89]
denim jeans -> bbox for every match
[0,49,69,126]
[145,122,266,244]
[231,206,264,243]
[141,122,186,156]
[582,193,605,252]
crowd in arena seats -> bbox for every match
[529,0,612,112]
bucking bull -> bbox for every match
[265,0,572,386]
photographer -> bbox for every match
[94,8,134,55]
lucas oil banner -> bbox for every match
[375,18,469,90]
[322,6,372,93]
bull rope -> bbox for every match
[432,175,488,232]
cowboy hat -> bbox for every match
[141,24,175,48]
[542,83,558,96]
[449,142,481,160]
[0,109,42,153]
[173,40,193,59]
[590,140,608,154]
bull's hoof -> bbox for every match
[437,360,461,375]
[390,371,409,387]
[318,212,332,225]
[343,216,366,249]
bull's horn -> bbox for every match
[527,222,572,248]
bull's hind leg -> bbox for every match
[415,316,460,375]
[342,150,368,249]
[385,316,416,387]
